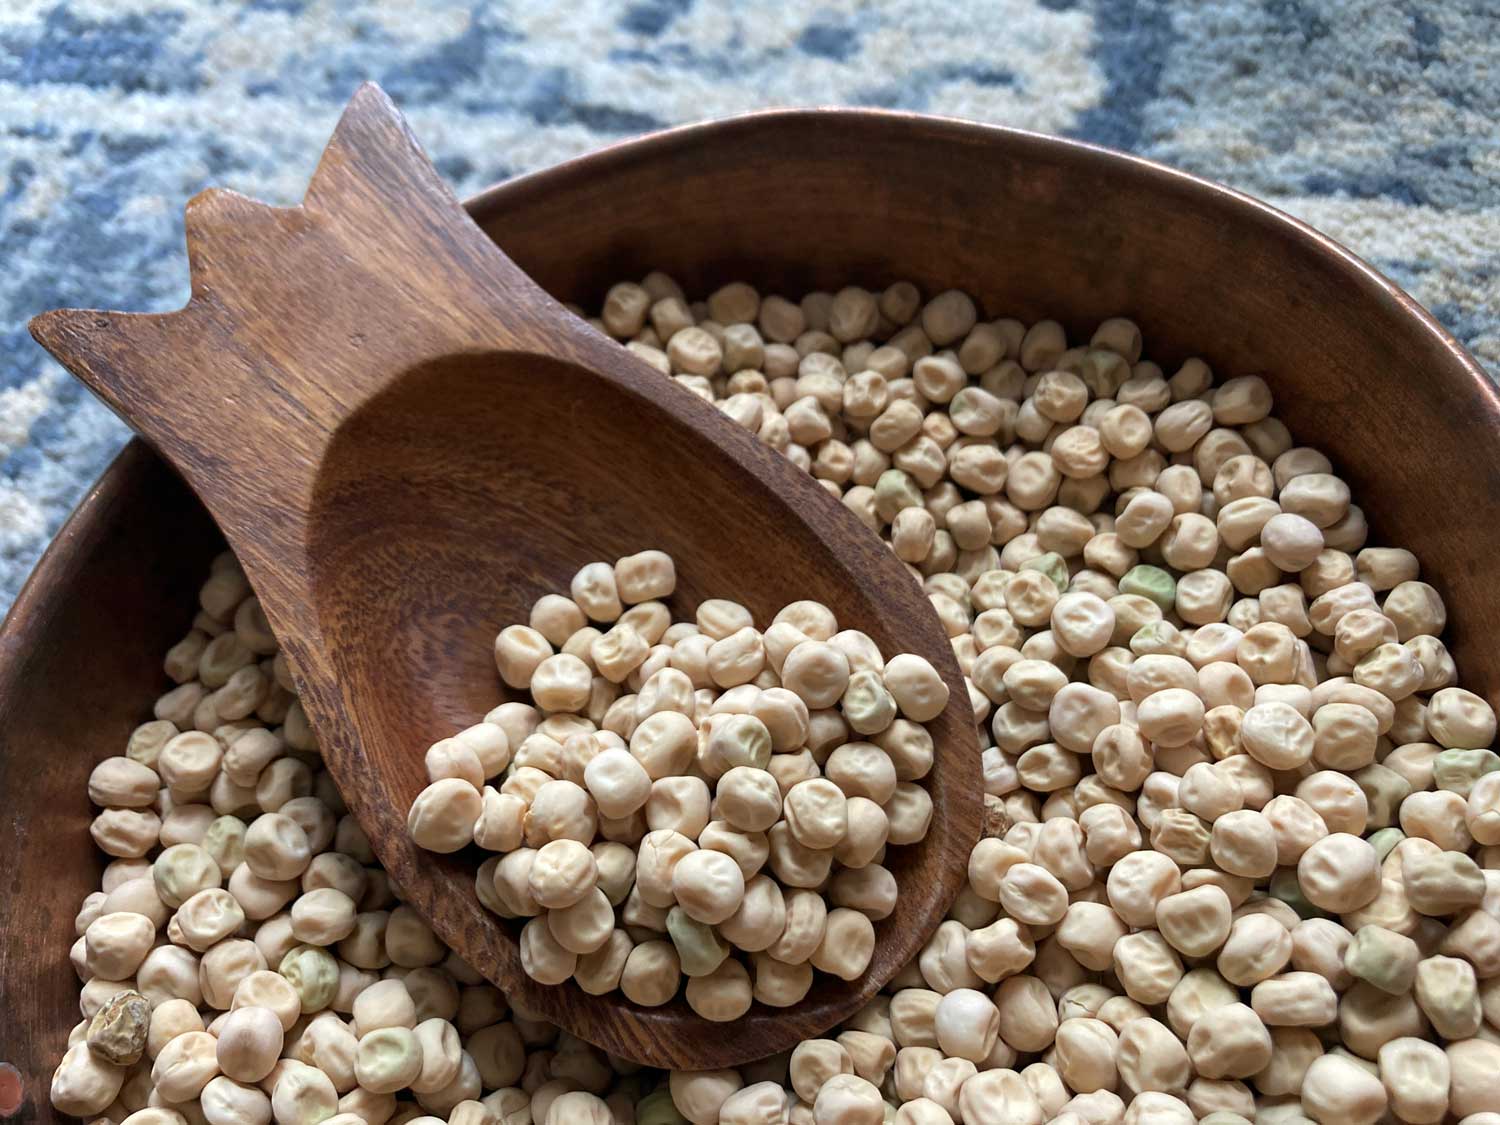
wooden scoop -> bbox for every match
[30,84,979,1069]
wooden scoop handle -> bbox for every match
[29,84,599,545]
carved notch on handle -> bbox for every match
[28,83,562,514]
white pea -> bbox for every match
[216,1006,284,1083]
[408,779,482,854]
[354,1026,423,1094]
[782,641,852,709]
[784,779,850,851]
[581,747,651,819]
[528,839,598,910]
[672,849,746,925]
[883,653,950,722]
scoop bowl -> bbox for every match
[25,86,980,1069]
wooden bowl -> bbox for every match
[4,109,1498,1111]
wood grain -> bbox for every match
[21,86,979,1071]
[5,98,1500,1114]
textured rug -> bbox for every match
[2,0,1497,612]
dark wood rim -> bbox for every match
[3,442,161,674]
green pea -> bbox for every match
[1084,347,1130,393]
[1130,620,1185,658]
[1352,763,1412,829]
[666,907,730,978]
[1343,925,1419,995]
[1367,827,1406,864]
[636,1089,689,1125]
[279,944,339,1013]
[1119,565,1176,613]
[1414,956,1482,1039]
[1433,748,1500,798]
[873,470,923,522]
[1269,867,1327,920]
[1019,551,1069,594]
[152,843,220,909]
[842,669,899,736]
[202,815,246,876]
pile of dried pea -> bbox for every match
[406,550,946,1016]
[52,273,1500,1125]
